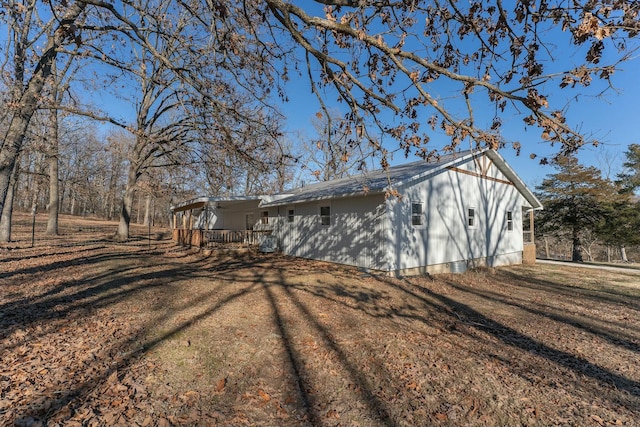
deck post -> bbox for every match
[529,209,535,244]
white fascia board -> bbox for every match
[485,150,543,210]
[390,148,488,190]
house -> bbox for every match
[170,148,542,275]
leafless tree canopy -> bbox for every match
[1,0,639,229]
[252,0,640,162]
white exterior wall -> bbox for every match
[193,207,222,229]
[276,195,386,270]
[385,155,528,274]
[192,202,276,231]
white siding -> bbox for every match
[275,195,386,270]
[193,201,275,231]
[385,154,526,273]
[193,208,222,229]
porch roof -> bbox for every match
[170,196,263,213]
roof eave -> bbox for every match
[390,148,489,190]
[485,150,543,210]
[261,189,386,207]
[170,195,264,212]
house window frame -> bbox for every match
[411,201,424,227]
[319,204,331,227]
[506,210,514,231]
[287,207,295,223]
[261,210,269,225]
[467,207,477,229]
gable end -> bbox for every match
[446,165,514,186]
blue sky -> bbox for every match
[77,3,639,192]
[278,52,640,190]
[271,2,640,190]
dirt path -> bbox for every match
[538,259,640,274]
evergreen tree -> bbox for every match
[602,144,640,261]
[597,199,640,262]
[617,144,640,194]
[536,156,615,262]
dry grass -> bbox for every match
[1,213,639,426]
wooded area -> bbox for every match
[1,1,639,250]
[535,144,640,263]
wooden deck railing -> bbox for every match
[172,228,272,247]
[203,229,272,246]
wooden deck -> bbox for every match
[172,229,272,248]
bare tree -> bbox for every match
[2,0,638,235]
[0,159,19,242]
[302,109,373,181]
[254,1,640,163]
[0,1,88,217]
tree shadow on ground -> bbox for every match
[439,276,640,353]
[369,274,640,399]
[4,246,639,425]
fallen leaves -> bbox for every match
[2,215,640,426]
[257,389,271,402]
[215,377,227,392]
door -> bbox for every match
[283,206,296,255]
[245,213,255,230]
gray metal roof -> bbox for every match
[261,149,481,207]
[171,148,542,211]
[262,148,542,210]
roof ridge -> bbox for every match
[293,149,477,192]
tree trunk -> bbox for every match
[143,193,152,226]
[46,108,59,235]
[70,190,77,216]
[571,228,583,262]
[620,246,628,263]
[543,236,550,259]
[606,245,612,263]
[0,2,87,216]
[0,162,19,242]
[116,165,140,241]
[0,112,34,215]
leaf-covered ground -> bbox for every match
[1,214,639,426]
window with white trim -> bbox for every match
[287,209,295,223]
[261,210,269,224]
[467,208,476,228]
[320,205,331,226]
[411,202,424,226]
[506,210,514,231]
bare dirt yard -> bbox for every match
[1,213,639,426]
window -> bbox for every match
[467,208,476,228]
[261,211,269,225]
[287,209,295,223]
[320,205,331,226]
[506,210,513,231]
[411,202,423,226]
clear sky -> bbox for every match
[278,52,640,190]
